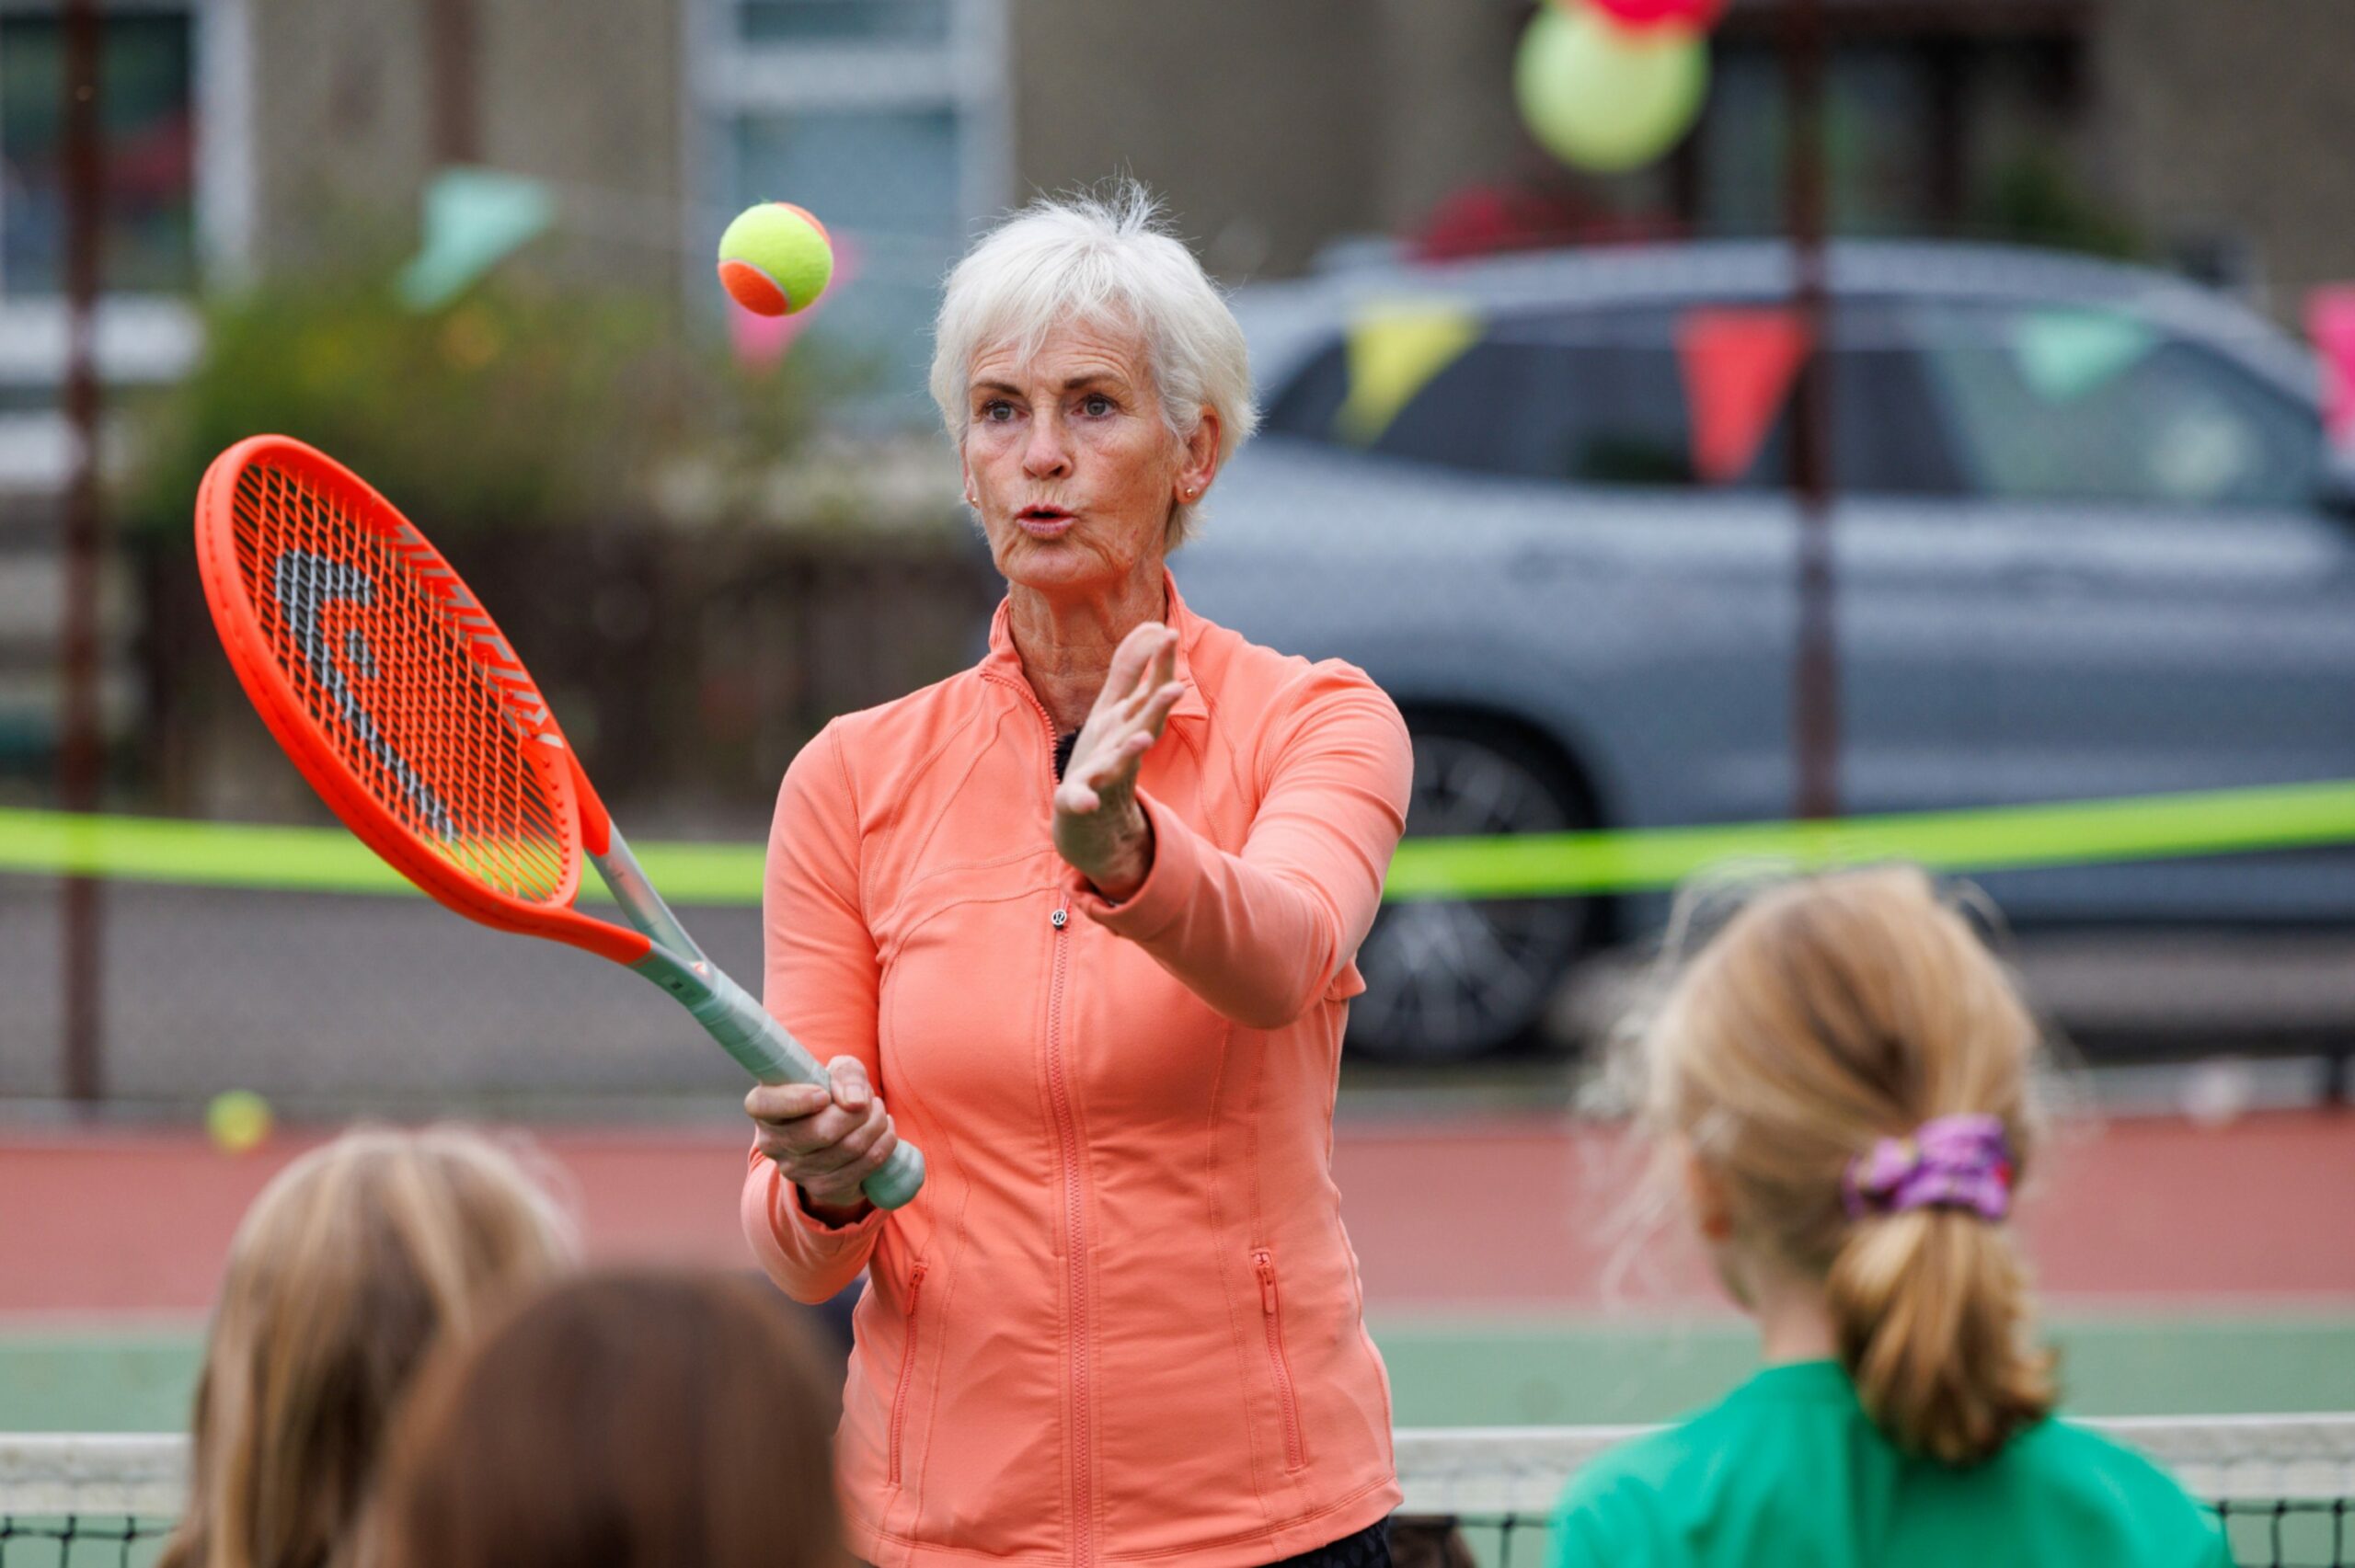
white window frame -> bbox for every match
[680,0,1010,309]
[0,0,251,491]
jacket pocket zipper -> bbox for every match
[1253,1249,1305,1471]
[888,1261,928,1485]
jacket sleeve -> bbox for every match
[1067,663,1412,1029]
[740,721,889,1304]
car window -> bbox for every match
[1379,308,1695,485]
[1744,301,1969,497]
[1260,339,1351,445]
[1911,301,2321,509]
[1259,300,1970,496]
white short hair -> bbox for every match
[929,182,1258,547]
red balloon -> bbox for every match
[1578,0,1729,29]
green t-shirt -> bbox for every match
[1550,1361,2233,1568]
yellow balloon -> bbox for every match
[1515,2,1709,174]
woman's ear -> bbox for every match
[1175,407,1222,502]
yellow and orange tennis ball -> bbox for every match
[206,1089,274,1155]
[717,201,834,317]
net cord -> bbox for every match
[6,1418,2355,1518]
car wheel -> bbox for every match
[1347,720,1595,1062]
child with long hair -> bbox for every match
[158,1126,574,1568]
[1553,866,2229,1567]
[370,1270,844,1568]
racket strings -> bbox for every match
[229,463,575,904]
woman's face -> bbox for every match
[961,317,1217,599]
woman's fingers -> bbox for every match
[745,1080,888,1170]
[1141,680,1183,734]
[793,1110,892,1177]
[1103,623,1163,705]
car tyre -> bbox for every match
[1347,716,1597,1061]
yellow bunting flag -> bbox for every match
[1337,302,1482,446]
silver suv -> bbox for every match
[1175,241,2355,1060]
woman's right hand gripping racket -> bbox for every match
[194,434,925,1209]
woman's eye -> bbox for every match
[1081,395,1113,417]
[980,400,1015,422]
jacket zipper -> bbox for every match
[991,670,1097,1568]
[1048,892,1091,1561]
[1253,1249,1307,1471]
[888,1261,928,1485]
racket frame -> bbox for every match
[196,435,924,1209]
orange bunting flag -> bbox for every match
[1676,307,1810,485]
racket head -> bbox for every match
[195,435,645,966]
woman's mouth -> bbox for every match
[1016,505,1074,538]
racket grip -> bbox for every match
[671,961,927,1211]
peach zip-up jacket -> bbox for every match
[741,575,1412,1568]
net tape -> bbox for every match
[3,1419,2351,1564]
[1394,1414,2355,1515]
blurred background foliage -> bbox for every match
[117,254,830,544]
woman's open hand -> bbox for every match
[1053,622,1183,900]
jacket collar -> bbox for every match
[981,567,1210,727]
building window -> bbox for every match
[695,0,1008,418]
[0,4,199,297]
[0,0,232,493]
[1684,19,2114,252]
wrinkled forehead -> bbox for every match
[965,307,1156,397]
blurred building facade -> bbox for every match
[6,0,2351,422]
[2,0,2352,782]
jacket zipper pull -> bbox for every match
[1254,1252,1277,1314]
[1051,905,1069,929]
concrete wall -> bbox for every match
[1363,0,1532,236]
[1009,0,1536,280]
[1009,0,1379,280]
[247,0,684,292]
[246,0,438,264]
[2096,0,2355,315]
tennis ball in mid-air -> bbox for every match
[717,201,833,316]
[206,1090,274,1155]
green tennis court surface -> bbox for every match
[6,1315,2350,1434]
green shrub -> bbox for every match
[121,261,829,541]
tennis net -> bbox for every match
[1,1418,2350,1565]
[1396,1416,2355,1568]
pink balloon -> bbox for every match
[728,233,859,373]
[1578,0,1729,30]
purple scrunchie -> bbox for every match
[1841,1114,2014,1222]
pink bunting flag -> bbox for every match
[728,232,859,373]
[1676,307,1810,485]
[2309,286,2355,449]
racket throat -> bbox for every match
[593,828,712,967]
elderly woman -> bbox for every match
[741,186,1412,1568]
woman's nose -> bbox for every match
[1022,414,1071,478]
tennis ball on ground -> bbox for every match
[206,1090,273,1155]
[717,201,834,316]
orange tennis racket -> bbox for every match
[194,434,924,1209]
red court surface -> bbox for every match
[1,1110,2349,1317]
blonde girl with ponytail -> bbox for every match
[1551,866,2230,1568]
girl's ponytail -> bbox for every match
[1635,865,2058,1464]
